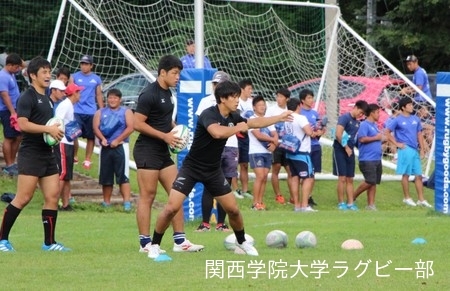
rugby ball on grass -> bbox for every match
[265,230,288,248]
[43,117,65,146]
[224,233,255,251]
[295,230,317,248]
[341,239,364,250]
[169,124,190,154]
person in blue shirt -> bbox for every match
[0,53,24,176]
[386,97,432,208]
[401,55,432,103]
[180,39,212,69]
[70,55,104,170]
[333,100,368,211]
[353,104,383,210]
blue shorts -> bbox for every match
[332,146,355,177]
[287,154,314,178]
[249,153,272,169]
[0,110,21,138]
[396,146,422,176]
[221,147,238,178]
[310,144,322,173]
[238,135,249,163]
[74,113,95,139]
[99,145,130,185]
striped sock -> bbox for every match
[173,232,186,245]
[139,235,151,247]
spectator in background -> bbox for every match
[48,80,66,109]
[0,53,24,176]
[180,39,212,69]
[386,97,432,208]
[265,88,292,204]
[236,79,254,199]
[56,66,71,86]
[333,100,368,211]
[70,55,104,170]
[54,83,83,211]
[299,89,325,208]
[401,55,432,103]
[93,88,133,212]
[353,104,383,210]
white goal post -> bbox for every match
[48,0,435,179]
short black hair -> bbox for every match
[158,55,183,75]
[398,97,413,111]
[107,88,122,98]
[27,57,51,83]
[365,103,380,116]
[5,53,22,66]
[252,95,265,107]
[56,66,71,80]
[355,100,368,112]
[287,98,301,111]
[299,88,314,102]
[214,80,241,104]
[238,79,253,89]
[276,88,291,98]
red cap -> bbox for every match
[65,83,84,96]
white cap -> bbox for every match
[49,79,67,91]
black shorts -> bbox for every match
[74,113,95,139]
[238,136,249,163]
[272,147,288,166]
[0,110,21,139]
[99,145,129,185]
[359,160,382,185]
[18,149,59,177]
[54,142,75,181]
[173,164,231,197]
[133,144,174,170]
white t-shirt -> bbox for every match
[284,113,311,153]
[249,115,275,154]
[265,104,287,117]
[55,98,75,145]
[238,97,253,118]
[196,94,238,148]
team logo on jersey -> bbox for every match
[161,98,165,103]
[228,123,234,127]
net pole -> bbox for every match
[194,0,205,68]
[47,0,68,63]
[223,0,339,11]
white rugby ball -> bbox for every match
[43,117,65,146]
[169,124,190,154]
[265,230,288,248]
[224,233,255,251]
[295,230,317,248]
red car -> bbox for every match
[288,75,405,127]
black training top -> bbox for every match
[134,81,174,151]
[17,86,54,152]
[184,105,246,170]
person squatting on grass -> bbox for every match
[0,56,70,252]
[147,80,293,258]
[133,55,204,255]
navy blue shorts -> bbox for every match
[249,153,272,169]
[287,155,314,179]
[99,145,129,185]
[74,113,95,139]
[332,146,355,177]
[310,144,322,173]
[238,135,249,163]
[0,110,21,138]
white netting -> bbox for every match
[51,0,435,176]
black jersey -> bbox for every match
[17,86,54,152]
[134,81,174,151]
[184,105,246,170]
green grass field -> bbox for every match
[0,169,448,291]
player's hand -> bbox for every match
[164,131,183,148]
[236,122,249,133]
[267,142,277,152]
[396,142,406,149]
[101,138,109,147]
[48,123,64,141]
[279,111,294,122]
[345,146,352,157]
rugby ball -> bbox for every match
[224,233,255,251]
[43,117,65,146]
[341,239,364,250]
[295,230,317,248]
[169,124,190,154]
[265,230,288,248]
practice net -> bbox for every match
[50,0,435,177]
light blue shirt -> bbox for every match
[357,120,382,161]
[72,71,102,115]
[0,69,20,111]
[387,114,422,149]
[413,66,432,102]
[300,108,320,146]
[180,54,212,69]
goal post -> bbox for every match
[49,0,435,179]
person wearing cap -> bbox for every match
[0,53,24,176]
[180,39,212,69]
[93,88,133,212]
[49,79,67,110]
[53,83,83,211]
[70,54,104,170]
[401,55,432,103]
[195,71,236,232]
[0,57,70,252]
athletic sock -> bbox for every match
[201,190,213,223]
[139,235,151,247]
[173,232,186,245]
[0,204,22,241]
[42,209,58,245]
[152,231,164,246]
[234,229,246,244]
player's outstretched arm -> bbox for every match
[247,110,293,129]
[207,122,248,139]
